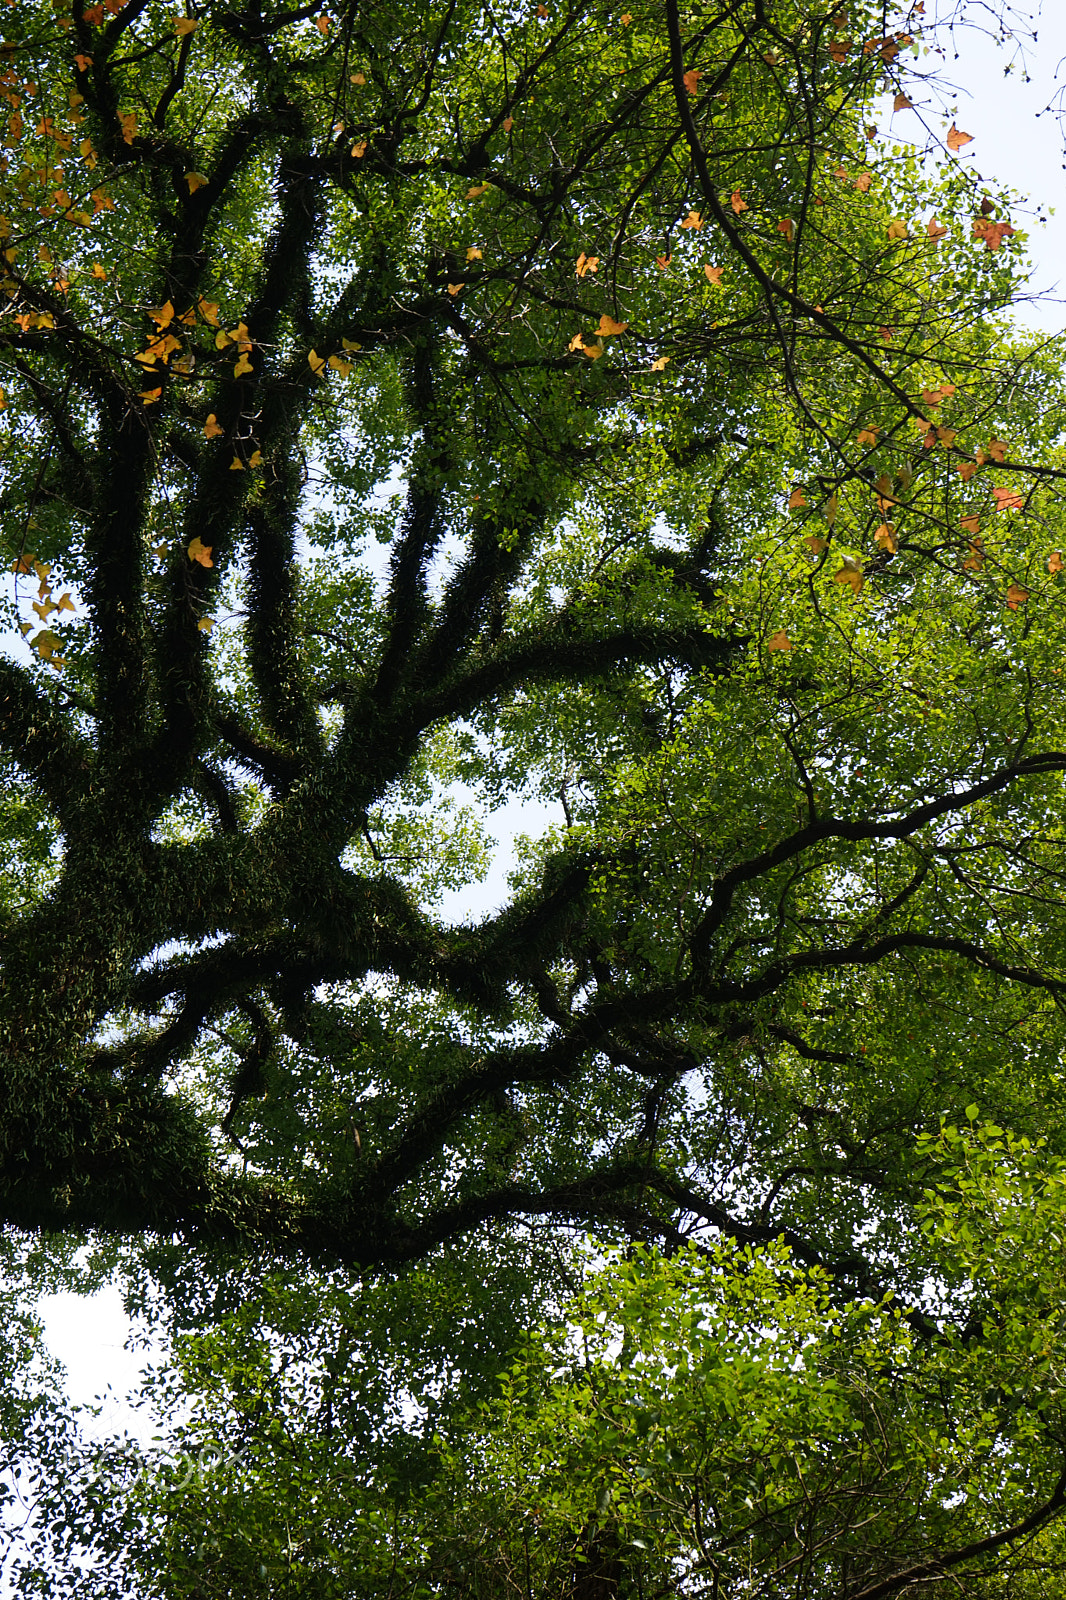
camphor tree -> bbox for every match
[5,0,1066,1590]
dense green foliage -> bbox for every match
[4,0,1066,1591]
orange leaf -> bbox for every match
[148,300,175,329]
[874,522,897,551]
[197,297,220,325]
[174,17,199,34]
[502,116,514,132]
[204,413,224,439]
[119,111,137,145]
[568,332,587,353]
[575,252,599,277]
[971,217,1015,252]
[655,254,671,271]
[446,282,465,296]
[140,387,162,405]
[921,385,955,406]
[767,629,791,651]
[185,171,208,193]
[776,217,794,241]
[853,172,872,192]
[316,14,330,32]
[827,38,852,62]
[187,537,213,566]
[581,341,604,360]
[805,535,827,555]
[682,69,702,95]
[620,11,632,23]
[956,460,977,481]
[350,141,368,158]
[350,71,366,84]
[466,247,483,261]
[680,210,703,230]
[1049,551,1064,574]
[1006,584,1028,611]
[985,437,1008,463]
[229,455,245,471]
[893,93,913,111]
[466,183,490,199]
[92,262,107,279]
[856,427,880,447]
[788,488,807,510]
[834,558,864,593]
[886,218,907,240]
[730,191,748,214]
[992,485,1024,512]
[963,539,984,572]
[597,314,628,336]
[704,264,723,284]
[926,216,947,241]
[947,123,973,152]
[960,513,980,535]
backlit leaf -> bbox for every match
[187,538,213,566]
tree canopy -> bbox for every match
[5,0,1066,1591]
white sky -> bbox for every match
[16,5,1066,1588]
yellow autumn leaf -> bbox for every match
[148,300,175,329]
[575,252,599,277]
[229,455,245,470]
[328,354,352,375]
[703,265,723,284]
[187,537,213,566]
[886,218,907,239]
[140,387,162,405]
[466,247,483,261]
[466,183,490,198]
[342,337,362,352]
[680,210,702,230]
[874,522,897,551]
[597,314,628,336]
[198,617,214,631]
[204,414,224,439]
[247,450,262,468]
[788,488,807,510]
[1006,584,1028,611]
[447,282,465,296]
[350,141,368,158]
[174,17,199,34]
[1048,551,1064,574]
[834,556,864,593]
[767,630,791,651]
[650,356,670,371]
[308,349,327,375]
[185,172,208,193]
